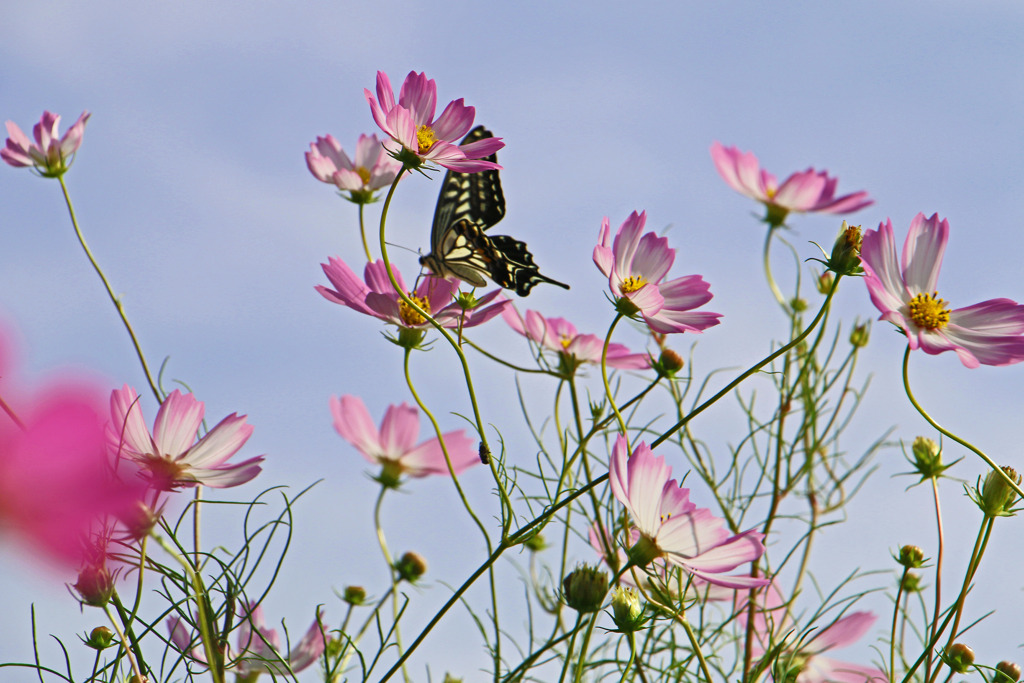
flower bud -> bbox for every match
[900,571,923,593]
[896,545,926,569]
[395,551,428,583]
[523,533,547,552]
[85,626,115,650]
[976,466,1021,517]
[343,586,367,606]
[996,661,1021,683]
[653,349,684,378]
[849,323,870,348]
[827,221,863,276]
[907,436,951,480]
[943,643,975,673]
[610,587,646,632]
[562,565,609,613]
[790,297,808,313]
[122,500,160,540]
[816,272,835,295]
[74,563,114,607]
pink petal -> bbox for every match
[184,413,254,468]
[378,403,420,456]
[630,231,675,284]
[108,384,157,458]
[774,170,828,211]
[374,71,396,114]
[859,220,910,316]
[187,456,264,488]
[396,71,436,126]
[901,213,947,294]
[809,611,876,651]
[152,390,204,458]
[400,430,479,477]
[330,395,382,463]
[430,98,474,143]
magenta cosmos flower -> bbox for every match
[107,385,264,490]
[503,307,649,372]
[331,394,479,483]
[711,142,872,226]
[168,603,325,676]
[608,436,768,589]
[317,257,509,330]
[594,211,722,335]
[2,110,91,177]
[365,70,503,172]
[740,585,886,683]
[860,213,1024,368]
[0,384,148,568]
[305,132,402,202]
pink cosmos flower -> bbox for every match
[2,111,91,177]
[860,213,1024,368]
[0,383,148,568]
[305,132,402,201]
[710,142,872,225]
[739,585,886,683]
[317,257,509,330]
[107,385,264,491]
[503,307,650,372]
[365,70,503,172]
[594,211,722,335]
[168,603,325,676]
[331,394,479,482]
[608,436,768,589]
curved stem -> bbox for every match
[600,312,628,435]
[762,224,788,310]
[358,202,373,262]
[102,603,143,682]
[372,487,408,682]
[58,176,161,402]
[926,477,945,678]
[900,348,1024,499]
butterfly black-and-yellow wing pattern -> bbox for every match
[419,126,569,296]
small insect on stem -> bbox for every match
[478,441,491,465]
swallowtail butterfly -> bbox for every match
[419,127,569,296]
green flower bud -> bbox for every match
[827,221,863,276]
[790,297,808,313]
[522,533,547,552]
[653,348,684,378]
[907,436,954,480]
[996,661,1021,683]
[343,586,367,606]
[976,466,1021,517]
[395,552,428,583]
[74,564,114,607]
[816,271,835,295]
[562,565,609,614]
[849,322,870,348]
[896,545,926,569]
[85,626,115,650]
[943,643,975,674]
[901,571,923,593]
[610,587,646,632]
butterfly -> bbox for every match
[419,126,570,297]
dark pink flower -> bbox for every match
[108,385,264,490]
[2,111,91,177]
[365,71,503,172]
[0,384,147,568]
[502,307,649,371]
[711,142,872,225]
[608,436,768,589]
[739,585,886,683]
[305,133,402,202]
[331,394,479,481]
[317,257,509,330]
[594,211,722,335]
[860,213,1024,368]
[168,603,325,676]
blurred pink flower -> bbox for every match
[317,256,509,330]
[503,307,649,372]
[710,142,872,225]
[608,435,768,589]
[739,585,886,683]
[331,394,479,482]
[2,110,91,177]
[0,384,147,568]
[305,132,402,201]
[108,386,264,490]
[860,213,1024,368]
[365,70,503,172]
[168,603,325,676]
[594,211,722,335]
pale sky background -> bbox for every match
[2,1,1023,680]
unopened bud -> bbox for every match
[610,587,646,632]
[74,564,114,607]
[86,626,115,650]
[943,643,975,673]
[908,436,950,480]
[653,349,684,378]
[523,533,547,552]
[996,661,1021,683]
[849,323,870,348]
[395,552,428,583]
[901,571,923,593]
[562,565,608,613]
[977,466,1021,517]
[828,221,863,276]
[896,545,926,569]
[343,586,366,606]
[816,271,835,295]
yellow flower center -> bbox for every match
[399,293,430,326]
[559,334,572,350]
[619,275,647,295]
[907,291,950,330]
[416,125,436,155]
[355,165,371,186]
[765,187,776,199]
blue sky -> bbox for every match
[2,1,1023,678]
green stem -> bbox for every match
[358,202,373,262]
[601,312,628,434]
[762,224,788,310]
[900,347,1024,499]
[58,176,161,402]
